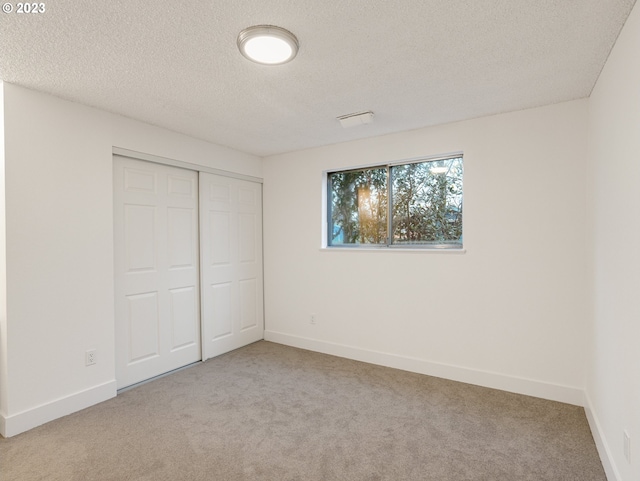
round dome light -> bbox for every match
[237,25,299,65]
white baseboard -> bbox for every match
[264,330,584,406]
[584,392,620,481]
[0,380,117,438]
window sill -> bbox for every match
[320,246,466,254]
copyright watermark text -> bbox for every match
[2,3,46,14]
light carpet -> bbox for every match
[0,341,605,480]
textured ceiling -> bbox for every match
[0,0,636,156]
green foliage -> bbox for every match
[391,158,462,244]
[330,168,387,244]
[329,157,462,246]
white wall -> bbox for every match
[0,83,261,437]
[586,2,640,480]
[0,82,8,433]
[263,99,589,405]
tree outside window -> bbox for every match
[328,156,463,248]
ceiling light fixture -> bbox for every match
[237,25,299,65]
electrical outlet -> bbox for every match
[623,430,631,463]
[310,313,317,325]
[85,349,97,366]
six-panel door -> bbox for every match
[199,172,264,360]
[114,156,201,389]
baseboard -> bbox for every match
[264,330,584,406]
[0,380,117,438]
[584,392,621,481]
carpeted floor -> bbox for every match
[0,341,605,480]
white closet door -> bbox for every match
[200,173,263,360]
[114,156,201,389]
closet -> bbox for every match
[113,155,263,389]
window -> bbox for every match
[327,155,463,248]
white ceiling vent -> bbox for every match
[337,111,375,128]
